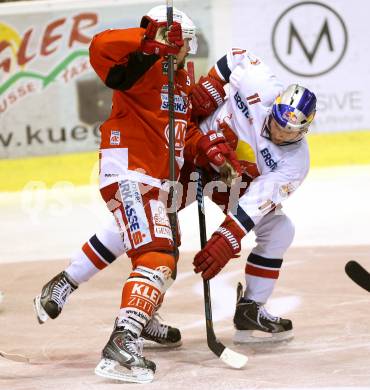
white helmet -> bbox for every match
[268,84,316,144]
[272,84,316,130]
[141,5,197,55]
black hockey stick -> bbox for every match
[345,260,370,292]
[166,0,178,270]
[196,167,248,369]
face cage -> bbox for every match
[261,116,307,146]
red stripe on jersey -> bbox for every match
[82,242,107,270]
[232,48,246,55]
[245,263,280,279]
[246,93,261,105]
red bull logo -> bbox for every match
[283,110,298,123]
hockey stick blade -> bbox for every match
[0,351,30,363]
[345,260,370,292]
[205,289,248,369]
[196,166,248,369]
[219,347,248,369]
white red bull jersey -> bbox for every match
[200,49,310,233]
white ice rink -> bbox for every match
[0,165,369,264]
[1,165,369,390]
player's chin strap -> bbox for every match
[261,116,306,146]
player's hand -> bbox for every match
[218,160,240,187]
[240,161,260,180]
[190,76,226,119]
[193,217,245,279]
[196,130,241,186]
[140,16,183,56]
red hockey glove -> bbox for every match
[196,131,241,186]
[193,216,245,280]
[190,76,226,119]
[215,120,260,180]
[240,160,260,180]
[166,22,183,47]
[141,17,183,56]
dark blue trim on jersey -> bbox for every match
[90,234,116,264]
[233,205,255,232]
[247,252,283,269]
[216,55,231,82]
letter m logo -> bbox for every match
[287,19,334,63]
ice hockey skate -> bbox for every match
[33,271,78,324]
[141,313,182,348]
[233,282,293,343]
[95,328,155,383]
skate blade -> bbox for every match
[95,358,154,384]
[0,351,30,363]
[233,329,294,344]
[143,339,182,349]
[33,295,49,324]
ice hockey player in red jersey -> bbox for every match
[34,46,316,373]
[33,5,240,384]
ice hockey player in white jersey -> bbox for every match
[192,48,316,342]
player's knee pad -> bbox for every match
[119,266,166,332]
[120,262,172,322]
[246,213,294,280]
[278,216,295,253]
[131,251,176,291]
[254,214,295,259]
